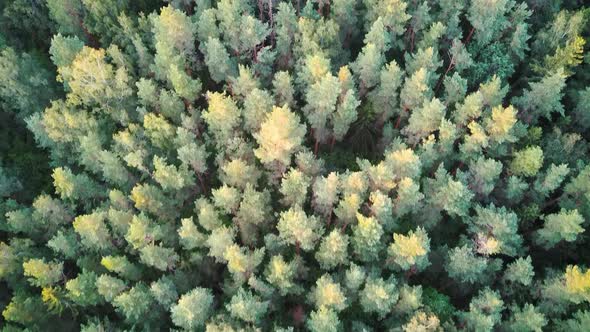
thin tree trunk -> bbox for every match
[258,0,265,21]
[197,173,207,193]
[435,61,455,92]
[269,0,275,46]
[465,27,475,45]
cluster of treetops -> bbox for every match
[1,0,590,330]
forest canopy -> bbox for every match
[1,0,590,331]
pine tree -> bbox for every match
[506,303,547,332]
[513,69,566,124]
[73,211,112,252]
[446,245,488,284]
[403,98,446,144]
[315,230,349,270]
[22,259,63,287]
[370,60,403,123]
[360,276,398,317]
[504,256,534,286]
[352,213,384,262]
[171,287,213,330]
[0,48,58,120]
[403,311,442,331]
[66,270,102,307]
[113,283,153,323]
[96,274,127,302]
[226,288,269,323]
[202,91,241,146]
[280,168,311,207]
[460,288,504,331]
[265,254,299,295]
[201,37,236,83]
[312,172,340,217]
[150,276,178,307]
[510,146,544,177]
[307,306,341,332]
[278,205,323,251]
[311,274,347,311]
[388,227,430,272]
[254,105,307,170]
[535,209,585,249]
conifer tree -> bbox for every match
[171,287,213,330]
[254,105,307,172]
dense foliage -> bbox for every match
[1,0,590,330]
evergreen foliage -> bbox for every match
[1,0,590,330]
